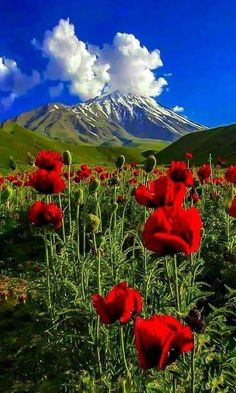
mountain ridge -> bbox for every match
[3,91,205,145]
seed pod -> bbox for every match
[108,175,120,186]
[144,155,156,173]
[89,178,100,192]
[1,186,13,202]
[115,155,125,169]
[75,188,84,205]
[185,308,205,333]
[63,150,72,166]
[86,214,100,233]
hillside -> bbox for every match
[156,123,236,164]
[5,91,204,145]
[0,122,168,173]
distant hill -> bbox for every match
[0,122,168,173]
[4,91,204,146]
[156,123,236,165]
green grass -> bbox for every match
[156,123,236,164]
[0,122,168,173]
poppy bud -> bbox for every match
[9,156,16,170]
[108,175,120,186]
[115,155,125,169]
[144,155,156,173]
[185,308,205,333]
[1,186,13,202]
[96,233,106,250]
[89,178,100,192]
[75,188,84,205]
[27,152,35,166]
[86,214,100,233]
[63,150,72,166]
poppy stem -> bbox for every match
[174,254,180,313]
[172,375,177,393]
[67,164,72,234]
[190,338,196,393]
[43,228,52,319]
[58,194,66,243]
[120,325,131,379]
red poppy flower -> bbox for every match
[29,169,66,194]
[117,195,125,203]
[7,175,17,182]
[129,178,137,185]
[197,164,211,183]
[167,161,193,187]
[134,315,194,370]
[28,201,63,230]
[185,152,193,160]
[142,206,202,256]
[0,176,4,185]
[225,166,236,184]
[35,150,63,173]
[13,180,23,187]
[134,176,186,209]
[212,177,224,186]
[229,196,236,217]
[100,172,109,181]
[80,164,91,172]
[133,170,140,177]
[95,165,104,173]
[92,282,142,324]
[130,161,137,168]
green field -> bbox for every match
[0,122,168,173]
[156,123,236,164]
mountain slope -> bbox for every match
[0,122,168,173]
[6,91,204,145]
[156,123,236,164]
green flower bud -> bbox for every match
[1,187,13,202]
[96,233,106,249]
[63,150,72,166]
[89,178,100,192]
[75,188,84,205]
[108,175,120,186]
[86,214,100,233]
[115,155,125,169]
[27,152,35,166]
[9,156,16,171]
[144,155,157,173]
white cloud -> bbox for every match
[91,32,167,97]
[164,72,173,77]
[49,82,64,98]
[173,105,184,113]
[36,19,167,100]
[40,18,110,101]
[0,93,16,109]
[0,57,40,96]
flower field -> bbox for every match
[0,150,236,393]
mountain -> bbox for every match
[5,91,204,145]
[156,123,236,165]
[0,121,168,173]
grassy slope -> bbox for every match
[156,123,236,164]
[0,122,167,173]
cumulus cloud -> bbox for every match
[49,82,64,98]
[0,56,40,109]
[36,19,167,100]
[0,57,40,95]
[92,32,167,97]
[173,105,184,113]
[40,18,110,100]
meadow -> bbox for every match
[0,149,236,393]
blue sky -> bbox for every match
[0,0,236,127]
